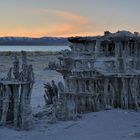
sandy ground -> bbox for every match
[0,52,140,140]
[0,52,63,109]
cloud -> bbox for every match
[42,9,88,24]
[0,8,95,37]
[34,9,92,37]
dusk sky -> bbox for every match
[0,0,140,37]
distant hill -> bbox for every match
[0,37,70,46]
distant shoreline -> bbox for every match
[0,51,62,56]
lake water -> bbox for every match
[0,45,70,52]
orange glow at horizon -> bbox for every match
[0,0,140,38]
[0,9,102,38]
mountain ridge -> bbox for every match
[0,37,70,45]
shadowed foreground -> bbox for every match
[0,52,140,140]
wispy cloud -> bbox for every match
[34,9,93,37]
[0,8,96,37]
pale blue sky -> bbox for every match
[0,0,139,37]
